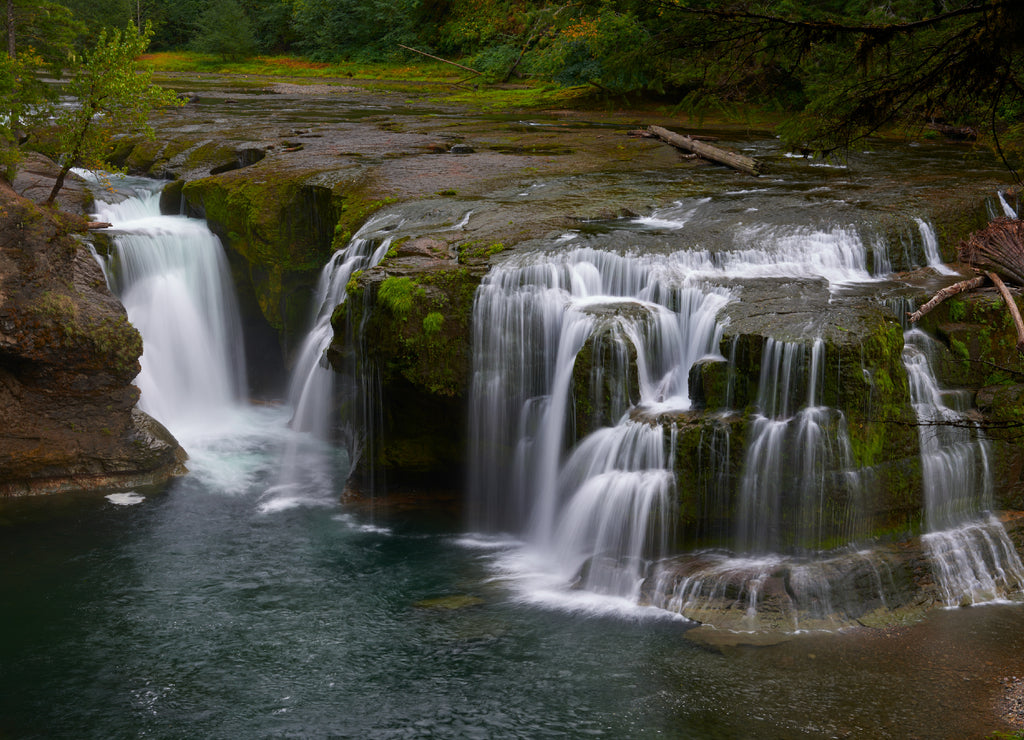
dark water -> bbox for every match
[2,407,1022,739]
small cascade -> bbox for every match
[998,191,1020,219]
[90,180,246,441]
[265,215,399,509]
[736,338,862,554]
[903,328,1024,605]
[287,215,397,437]
[469,247,729,600]
[914,218,958,275]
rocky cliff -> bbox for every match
[0,182,186,495]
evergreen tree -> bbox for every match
[192,0,257,60]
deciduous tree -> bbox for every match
[46,23,183,205]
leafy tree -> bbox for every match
[193,0,257,60]
[46,22,184,205]
[292,0,421,61]
[0,0,84,176]
[649,0,1024,178]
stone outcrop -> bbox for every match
[0,183,186,496]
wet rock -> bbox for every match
[449,143,474,154]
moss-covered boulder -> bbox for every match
[328,244,483,490]
[180,163,386,349]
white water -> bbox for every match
[90,180,247,444]
[915,218,958,275]
[287,214,398,437]
[903,328,1024,605]
[735,338,861,555]
[468,247,729,605]
[998,191,1019,219]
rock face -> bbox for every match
[0,184,186,496]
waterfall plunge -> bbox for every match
[91,183,246,443]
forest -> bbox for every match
[3,0,1023,177]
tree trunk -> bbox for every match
[46,166,70,207]
[648,125,762,176]
[986,271,1024,353]
[6,0,14,58]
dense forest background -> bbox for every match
[4,0,1023,175]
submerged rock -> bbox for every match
[0,184,186,496]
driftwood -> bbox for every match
[959,218,1024,286]
[907,275,987,323]
[910,217,1024,356]
[648,125,762,176]
[986,272,1024,351]
[397,44,482,77]
[86,221,112,230]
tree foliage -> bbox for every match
[192,0,256,60]
[46,23,184,204]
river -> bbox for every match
[3,80,1024,738]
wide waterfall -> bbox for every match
[903,328,1024,605]
[465,194,1021,626]
[89,178,246,442]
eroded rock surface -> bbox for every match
[0,184,186,495]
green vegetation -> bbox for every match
[10,1,1016,182]
[45,23,184,205]
[377,276,425,320]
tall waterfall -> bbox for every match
[90,180,246,442]
[287,215,398,437]
[903,329,1024,605]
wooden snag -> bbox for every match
[907,275,987,323]
[647,125,762,176]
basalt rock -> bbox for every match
[0,184,186,496]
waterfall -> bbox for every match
[998,191,1019,219]
[287,215,397,437]
[735,338,862,555]
[468,247,729,601]
[90,180,246,442]
[262,215,400,509]
[903,328,1024,605]
[914,218,958,275]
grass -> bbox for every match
[141,52,612,112]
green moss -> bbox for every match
[949,336,970,360]
[422,311,444,334]
[30,290,142,379]
[377,276,425,320]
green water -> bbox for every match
[1,408,1022,739]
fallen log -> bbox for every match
[86,221,112,230]
[986,271,1024,353]
[648,125,762,176]
[907,275,987,323]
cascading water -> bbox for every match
[89,178,246,443]
[287,215,398,438]
[735,338,863,555]
[903,328,1024,605]
[467,196,943,624]
[468,245,730,605]
[263,214,401,510]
